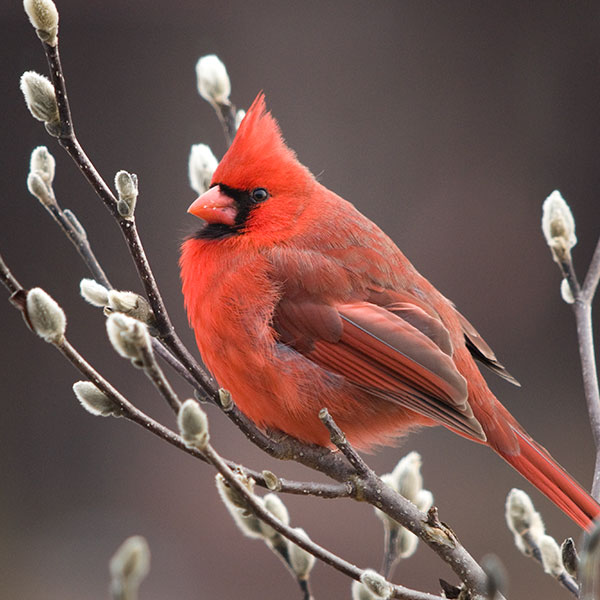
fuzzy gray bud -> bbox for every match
[80,278,110,308]
[258,493,290,540]
[20,71,59,126]
[27,172,53,206]
[215,473,263,539]
[115,170,138,219]
[106,313,151,366]
[109,535,150,598]
[542,190,577,263]
[288,528,316,580]
[218,388,233,410]
[188,144,218,195]
[105,290,154,325]
[178,399,209,449]
[561,538,579,578]
[262,470,282,492]
[26,287,66,343]
[196,55,231,104]
[73,381,122,417]
[505,488,544,538]
[62,210,87,238]
[540,535,564,577]
[352,580,378,600]
[359,569,393,599]
[391,451,423,502]
[23,0,59,46]
[560,279,575,304]
[215,471,254,511]
[30,146,56,185]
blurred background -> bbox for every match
[2,1,600,598]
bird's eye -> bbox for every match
[251,187,269,202]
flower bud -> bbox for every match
[215,471,254,510]
[73,381,122,417]
[109,535,150,597]
[396,529,419,559]
[188,144,218,195]
[62,209,87,237]
[391,451,423,502]
[26,287,66,343]
[23,0,59,46]
[561,538,579,578]
[261,470,282,492]
[30,145,56,185]
[218,388,233,410]
[352,580,378,600]
[80,278,109,307]
[539,535,565,577]
[105,290,153,324]
[27,172,53,206]
[288,528,316,580]
[107,290,138,313]
[215,473,263,538]
[114,170,138,219]
[542,190,577,263]
[359,569,393,599]
[505,489,544,537]
[106,313,151,365]
[20,71,59,125]
[177,399,209,449]
[195,54,231,104]
[258,493,289,540]
[560,279,575,304]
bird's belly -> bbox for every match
[199,331,435,450]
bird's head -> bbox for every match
[188,93,315,241]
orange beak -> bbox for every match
[187,186,237,226]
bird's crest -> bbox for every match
[211,93,312,193]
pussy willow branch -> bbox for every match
[42,41,215,399]
[33,180,193,391]
[26,30,497,597]
[320,409,498,600]
[29,176,358,492]
[0,252,349,499]
[202,443,442,600]
[1,260,442,600]
[554,240,600,500]
[38,33,367,480]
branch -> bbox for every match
[202,443,443,600]
[15,24,501,599]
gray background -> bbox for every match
[2,1,600,598]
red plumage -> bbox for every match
[180,93,599,529]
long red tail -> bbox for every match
[496,428,600,530]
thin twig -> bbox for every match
[381,525,401,579]
[517,532,579,597]
[553,245,600,499]
[213,101,237,146]
[0,259,439,600]
[0,255,349,499]
[138,343,181,413]
[202,444,442,600]
[319,407,371,477]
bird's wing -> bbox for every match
[455,311,520,386]
[273,299,486,441]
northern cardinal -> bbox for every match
[180,93,599,530]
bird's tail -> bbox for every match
[497,428,600,531]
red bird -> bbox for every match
[181,93,599,530]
